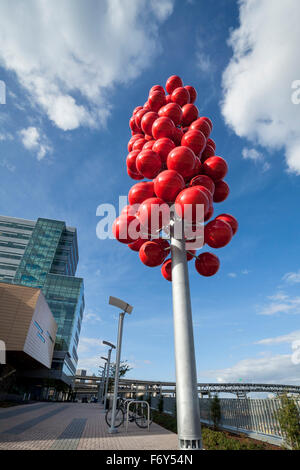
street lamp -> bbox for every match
[108,296,133,434]
[98,364,106,403]
[100,356,108,407]
[102,341,116,411]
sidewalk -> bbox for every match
[0,402,178,450]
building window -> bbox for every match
[34,321,43,333]
[37,332,45,343]
[46,331,54,343]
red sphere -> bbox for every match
[126,150,141,175]
[128,238,148,252]
[172,127,184,146]
[167,146,196,178]
[166,75,183,95]
[121,205,139,217]
[128,182,155,205]
[205,219,232,248]
[201,144,215,162]
[152,116,175,140]
[171,87,190,107]
[158,103,183,126]
[204,205,214,222]
[203,156,228,181]
[186,249,196,261]
[213,180,230,203]
[207,138,216,151]
[154,169,185,203]
[196,184,213,207]
[112,215,139,245]
[135,108,148,129]
[148,91,166,112]
[141,112,159,136]
[161,258,172,281]
[128,134,144,152]
[150,85,165,95]
[136,149,162,179]
[132,138,147,152]
[182,104,199,127]
[143,101,151,111]
[216,214,238,235]
[129,116,140,133]
[152,138,175,165]
[165,94,172,104]
[190,117,211,138]
[139,241,166,267]
[175,186,210,223]
[143,139,155,150]
[127,168,144,180]
[181,129,206,156]
[133,106,143,116]
[184,86,197,103]
[195,252,220,277]
[190,175,215,195]
[137,197,170,235]
[152,237,170,255]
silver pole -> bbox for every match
[170,216,202,450]
[109,312,125,433]
[98,366,105,402]
[103,349,112,411]
[101,362,107,402]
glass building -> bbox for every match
[0,215,84,385]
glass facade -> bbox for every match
[0,215,84,383]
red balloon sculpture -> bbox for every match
[113,75,238,280]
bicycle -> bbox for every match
[105,397,152,429]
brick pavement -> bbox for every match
[0,402,178,450]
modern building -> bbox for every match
[0,282,57,369]
[0,215,84,387]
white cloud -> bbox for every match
[283,270,300,284]
[258,292,300,316]
[0,132,13,141]
[0,0,174,131]
[221,0,300,174]
[77,336,104,354]
[206,353,300,384]
[83,310,102,324]
[19,126,51,160]
[0,159,15,172]
[256,330,300,346]
[228,272,237,278]
[196,52,212,73]
[242,147,270,172]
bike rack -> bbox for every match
[125,400,151,432]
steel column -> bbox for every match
[109,312,125,433]
[170,216,202,450]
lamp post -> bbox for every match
[98,365,105,403]
[108,296,133,434]
[102,341,116,411]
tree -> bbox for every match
[107,360,132,392]
[277,394,300,450]
[210,394,221,430]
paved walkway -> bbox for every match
[0,402,178,450]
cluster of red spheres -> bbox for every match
[113,75,238,281]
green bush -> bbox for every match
[151,411,269,450]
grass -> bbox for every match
[151,410,281,450]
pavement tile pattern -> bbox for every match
[0,403,178,450]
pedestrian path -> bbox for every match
[0,402,178,450]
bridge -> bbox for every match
[74,375,300,399]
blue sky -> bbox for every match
[1,0,300,386]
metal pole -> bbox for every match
[103,349,112,411]
[98,366,105,402]
[170,216,202,450]
[100,362,107,402]
[109,312,125,433]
